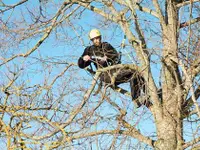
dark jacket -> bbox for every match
[78,42,119,69]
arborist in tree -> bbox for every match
[78,29,148,108]
[78,29,120,70]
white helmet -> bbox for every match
[89,29,101,40]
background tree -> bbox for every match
[0,0,199,149]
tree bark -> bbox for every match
[154,1,184,149]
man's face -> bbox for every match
[92,36,101,46]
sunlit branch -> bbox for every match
[183,136,200,149]
[67,19,85,47]
[16,65,139,142]
[10,110,69,142]
[0,0,28,13]
[105,96,127,117]
[76,1,118,22]
[121,119,155,147]
[0,118,12,148]
[183,85,200,114]
[1,73,19,96]
[97,64,139,72]
[0,105,52,111]
[19,4,80,42]
[103,1,118,16]
[187,108,200,117]
[0,2,72,67]
[48,64,74,88]
[180,61,200,118]
[63,71,100,125]
[28,71,102,141]
[71,129,124,140]
[115,11,162,116]
[180,17,200,28]
[115,0,159,18]
[177,0,200,8]
[70,126,155,148]
[152,0,167,29]
[191,62,200,78]
[79,85,108,125]
[129,4,149,64]
[0,72,20,121]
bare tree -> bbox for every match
[0,0,200,149]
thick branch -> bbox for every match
[180,17,200,28]
[97,64,139,72]
[177,0,200,8]
[133,2,159,18]
[103,1,118,16]
[180,61,200,117]
[152,0,167,29]
[183,85,200,113]
[76,1,118,23]
[70,124,155,147]
[118,17,162,119]
[129,4,149,61]
[71,129,123,140]
[115,0,159,18]
[191,62,200,78]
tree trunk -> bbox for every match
[155,108,183,150]
[154,1,184,149]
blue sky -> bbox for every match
[0,0,199,149]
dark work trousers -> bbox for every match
[130,75,146,100]
[99,68,146,100]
